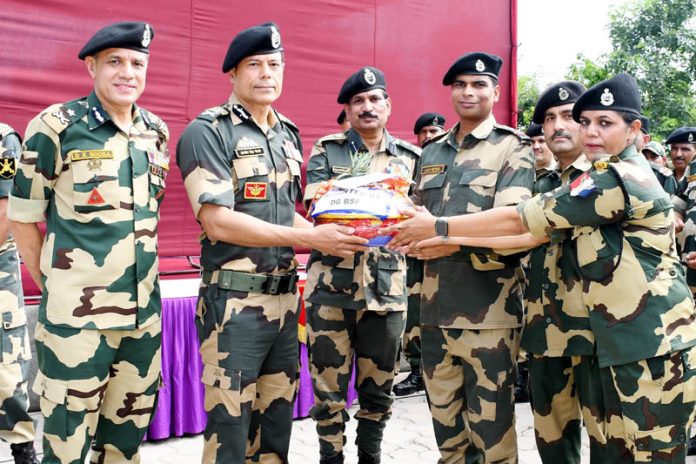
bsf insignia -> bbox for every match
[593,160,609,171]
[690,133,695,143]
[433,116,439,125]
[0,158,16,179]
[234,137,264,157]
[421,164,446,176]
[87,187,105,205]
[600,89,614,106]
[558,87,569,101]
[142,24,152,48]
[87,159,102,171]
[475,59,486,72]
[363,68,376,85]
[92,107,105,123]
[244,182,268,200]
[270,26,281,49]
[232,104,250,121]
[51,110,69,126]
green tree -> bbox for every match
[517,74,540,128]
[565,0,696,138]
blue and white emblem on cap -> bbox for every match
[600,88,614,106]
[363,68,376,85]
[142,24,152,48]
[270,26,281,49]
[475,59,485,72]
[558,87,569,101]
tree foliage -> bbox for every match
[565,0,696,138]
[517,74,540,128]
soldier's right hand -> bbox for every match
[308,223,368,258]
[675,213,685,233]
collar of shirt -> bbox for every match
[227,94,280,132]
[345,128,397,156]
[444,114,497,150]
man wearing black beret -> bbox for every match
[303,66,420,464]
[177,22,365,464]
[667,127,696,182]
[388,52,535,463]
[9,21,168,463]
[412,112,446,147]
[337,109,350,132]
[525,122,555,177]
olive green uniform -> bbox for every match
[177,96,303,464]
[520,146,696,462]
[303,128,420,458]
[0,124,35,446]
[412,115,535,464]
[9,92,169,463]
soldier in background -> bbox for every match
[0,125,37,464]
[526,122,556,175]
[303,66,420,464]
[667,127,696,182]
[337,109,351,132]
[641,139,677,195]
[177,23,365,464]
[9,22,167,463]
[393,112,445,398]
[389,52,535,463]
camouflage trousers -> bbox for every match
[0,308,35,444]
[421,324,519,464]
[529,354,620,464]
[34,320,161,464]
[306,304,405,457]
[401,258,423,369]
[197,285,299,464]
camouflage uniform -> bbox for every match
[303,128,420,458]
[520,145,696,462]
[673,159,696,294]
[401,258,423,371]
[176,96,303,464]
[651,163,678,196]
[412,115,535,464]
[8,92,168,463]
[0,125,35,445]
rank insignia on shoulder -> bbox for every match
[244,182,268,200]
[235,137,264,157]
[0,158,16,179]
[87,187,105,205]
[687,174,696,183]
[593,160,609,170]
[569,172,597,198]
[421,164,446,176]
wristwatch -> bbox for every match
[435,217,449,237]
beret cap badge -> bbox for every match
[690,133,694,142]
[363,68,377,85]
[600,89,615,106]
[270,26,281,49]
[475,59,486,72]
[141,24,152,48]
[558,87,569,101]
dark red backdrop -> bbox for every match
[0,0,517,257]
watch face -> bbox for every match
[436,217,448,236]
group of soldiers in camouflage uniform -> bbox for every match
[3,15,696,464]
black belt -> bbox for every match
[201,269,298,295]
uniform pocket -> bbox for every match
[232,156,269,180]
[201,363,243,424]
[1,309,30,364]
[574,225,622,282]
[376,253,405,297]
[70,159,121,213]
[457,170,496,213]
[33,372,68,439]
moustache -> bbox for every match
[551,131,571,141]
[359,112,378,119]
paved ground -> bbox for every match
[3,374,695,463]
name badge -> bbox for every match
[70,150,114,161]
[332,166,351,175]
[421,164,446,176]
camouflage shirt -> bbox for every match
[673,158,696,288]
[522,154,595,356]
[0,124,30,363]
[413,115,535,329]
[303,129,421,311]
[8,92,169,330]
[176,95,303,273]
[651,162,678,196]
[520,146,696,367]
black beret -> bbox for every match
[413,112,446,134]
[78,21,154,60]
[638,115,650,134]
[442,52,503,86]
[337,109,347,125]
[665,127,696,144]
[531,80,586,124]
[337,67,386,104]
[222,22,283,73]
[572,73,642,122]
[525,122,543,138]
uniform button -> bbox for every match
[134,205,141,213]
[670,269,677,276]
[542,284,549,290]
[637,443,644,451]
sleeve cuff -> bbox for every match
[673,195,687,217]
[517,198,550,238]
[8,195,47,222]
[303,182,321,204]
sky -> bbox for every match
[517,0,628,88]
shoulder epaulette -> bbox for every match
[317,132,347,145]
[428,131,449,145]
[493,123,531,143]
[139,108,169,141]
[39,99,88,135]
[657,165,674,177]
[0,123,16,140]
[393,138,422,156]
[196,105,230,123]
[276,111,299,132]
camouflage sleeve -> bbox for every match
[8,115,62,223]
[518,169,626,237]
[303,141,330,205]
[0,132,21,198]
[492,139,535,208]
[673,174,689,217]
[176,119,235,218]
[663,174,678,197]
